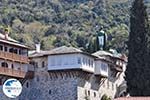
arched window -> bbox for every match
[1,62,8,68]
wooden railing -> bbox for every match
[0,51,29,63]
[0,67,26,78]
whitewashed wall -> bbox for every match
[95,60,108,77]
[48,54,95,73]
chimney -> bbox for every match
[35,43,41,53]
[4,28,9,40]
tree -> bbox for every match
[101,94,111,100]
[125,0,150,96]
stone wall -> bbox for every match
[0,69,125,100]
[19,71,78,100]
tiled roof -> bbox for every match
[92,50,127,62]
[0,33,29,49]
[44,46,83,54]
[29,46,87,58]
[114,97,150,100]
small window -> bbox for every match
[19,49,22,55]
[51,58,55,66]
[34,62,38,67]
[1,62,8,68]
[18,67,21,70]
[88,90,90,96]
[14,49,18,54]
[4,47,7,52]
[86,58,88,65]
[42,61,45,67]
[94,92,96,97]
[57,58,62,65]
[49,90,51,94]
[0,79,2,85]
[88,59,90,66]
[0,45,3,51]
[77,57,81,64]
[83,58,86,65]
[9,48,14,53]
[26,82,29,88]
[101,63,107,71]
[11,64,14,69]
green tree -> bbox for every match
[125,0,150,96]
[101,94,111,100]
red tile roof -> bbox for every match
[114,97,150,100]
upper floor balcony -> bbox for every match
[0,67,26,78]
[0,51,29,63]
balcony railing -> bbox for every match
[0,51,29,63]
[0,67,26,78]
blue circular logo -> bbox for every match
[3,79,22,98]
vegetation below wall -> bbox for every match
[0,0,150,53]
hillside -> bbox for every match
[0,0,149,53]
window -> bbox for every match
[4,47,7,52]
[42,61,45,67]
[51,58,55,66]
[18,67,21,70]
[88,59,90,66]
[0,79,2,85]
[9,48,14,53]
[26,82,29,88]
[57,58,62,65]
[90,60,94,67]
[64,59,69,65]
[11,64,14,69]
[0,45,3,51]
[88,90,90,96]
[1,62,8,68]
[86,58,88,66]
[49,90,51,94]
[34,62,38,67]
[14,49,18,54]
[77,57,81,64]
[94,92,96,97]
[19,49,22,55]
[83,58,86,65]
[101,63,107,71]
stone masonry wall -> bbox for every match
[19,71,78,100]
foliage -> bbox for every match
[101,94,111,100]
[125,0,150,96]
[0,0,149,53]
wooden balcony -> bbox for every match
[0,51,29,63]
[0,67,26,78]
